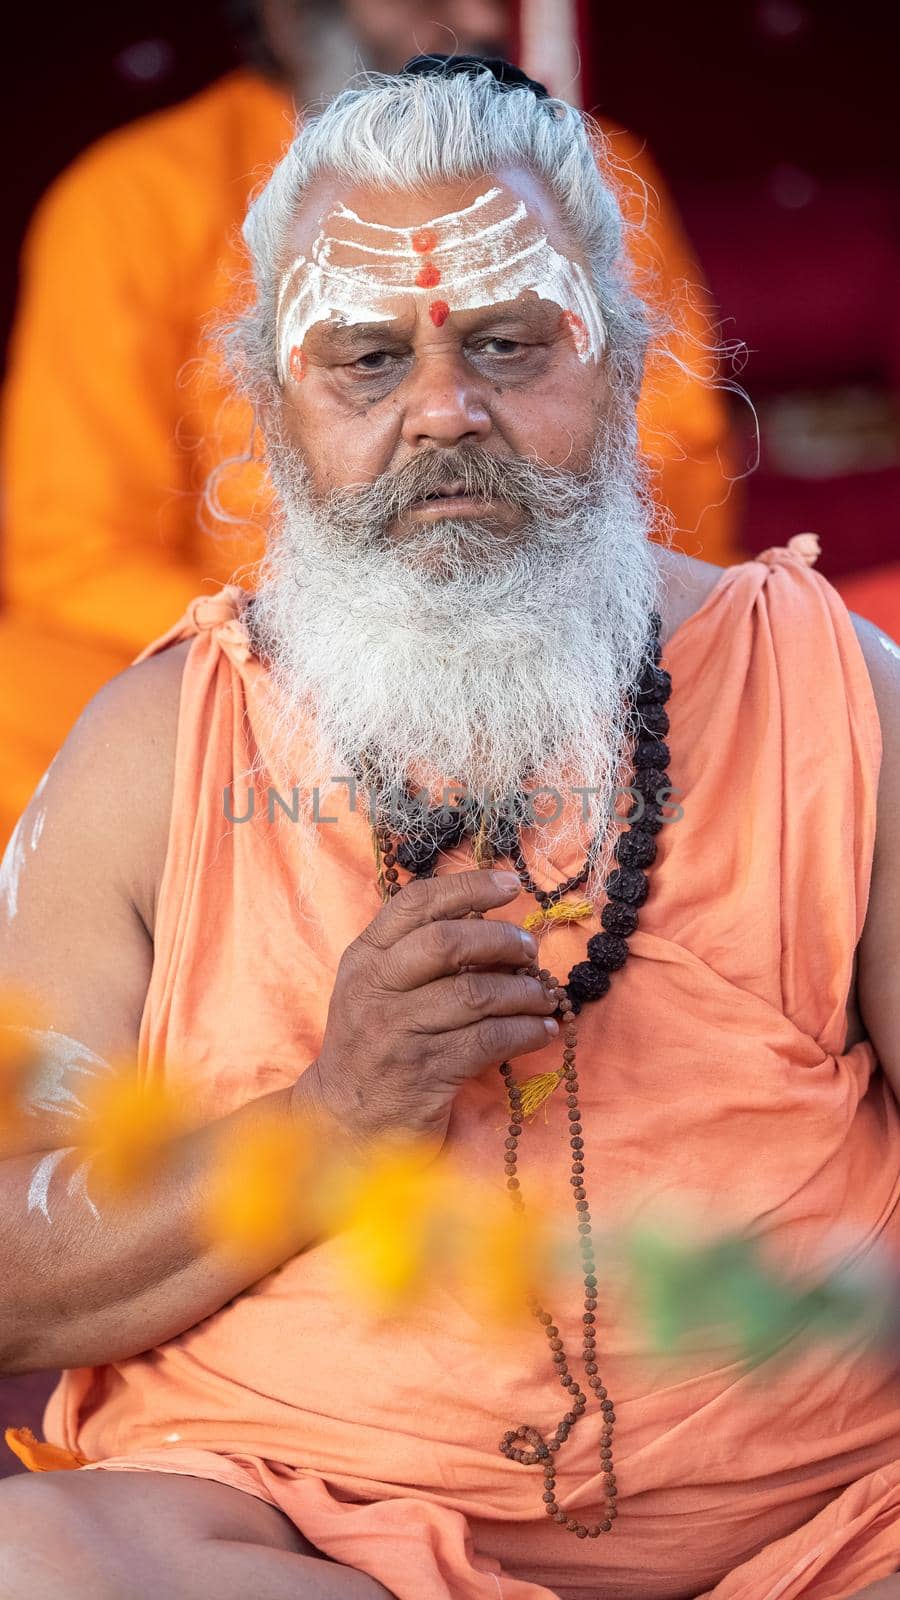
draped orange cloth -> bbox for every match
[4,1428,87,1472]
[0,67,740,850]
[9,539,900,1599]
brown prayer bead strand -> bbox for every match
[556,981,618,1528]
[382,845,400,891]
[498,973,617,1538]
[374,822,403,900]
[510,846,593,910]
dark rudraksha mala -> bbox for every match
[369,609,673,1540]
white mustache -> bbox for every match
[321,446,596,538]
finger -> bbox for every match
[444,1013,560,1079]
[360,869,523,953]
[409,970,558,1034]
[381,913,539,992]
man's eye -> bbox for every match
[352,351,394,371]
[478,338,524,356]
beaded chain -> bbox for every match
[370,610,673,1539]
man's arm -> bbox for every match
[0,648,330,1374]
[851,614,900,1093]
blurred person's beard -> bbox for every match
[249,422,663,900]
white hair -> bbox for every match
[227,66,654,413]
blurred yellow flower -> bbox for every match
[198,1104,319,1260]
[456,1199,553,1328]
[76,1065,189,1202]
[337,1145,454,1308]
[337,1143,565,1326]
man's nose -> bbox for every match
[399,353,492,449]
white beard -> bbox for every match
[247,429,663,904]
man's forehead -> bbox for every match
[275,166,605,373]
[284,169,574,262]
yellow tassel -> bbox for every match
[521,899,595,934]
[517,1068,566,1118]
[472,810,494,868]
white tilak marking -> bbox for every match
[326,196,528,260]
[0,814,26,922]
[0,762,54,921]
[276,188,606,380]
[8,1028,114,1118]
[27,1148,99,1224]
[66,1156,100,1219]
[877,632,900,661]
[340,187,499,236]
[273,192,513,334]
[27,1148,71,1221]
[318,231,550,298]
[30,808,46,851]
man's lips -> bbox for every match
[406,480,495,518]
[426,479,467,498]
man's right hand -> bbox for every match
[305,869,560,1156]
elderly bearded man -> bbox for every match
[1,57,899,1600]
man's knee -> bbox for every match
[0,1472,118,1599]
[0,1470,398,1600]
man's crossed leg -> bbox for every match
[0,1468,396,1599]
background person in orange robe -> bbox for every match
[0,0,738,849]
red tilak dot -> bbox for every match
[559,309,589,358]
[416,261,441,289]
[288,345,307,382]
[412,227,438,254]
[429,300,450,327]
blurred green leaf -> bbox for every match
[625,1227,886,1369]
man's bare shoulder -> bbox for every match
[0,640,191,1060]
[847,612,900,835]
[8,640,190,939]
[70,641,191,932]
[652,544,728,647]
[848,609,900,681]
[847,610,900,1091]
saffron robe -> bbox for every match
[9,538,900,1600]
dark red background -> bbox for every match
[5,1,897,353]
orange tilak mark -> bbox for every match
[429,300,450,327]
[416,261,441,289]
[412,227,438,254]
[289,346,307,382]
[559,309,589,358]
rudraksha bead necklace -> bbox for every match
[381,783,601,906]
[369,610,673,1539]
